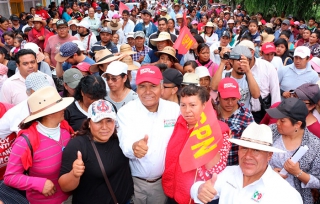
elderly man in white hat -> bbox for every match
[190,123,303,204]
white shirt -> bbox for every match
[270,56,283,70]
[250,58,281,112]
[201,33,219,47]
[75,33,97,53]
[108,10,118,19]
[117,98,180,180]
[94,12,103,20]
[190,165,303,204]
[122,19,135,42]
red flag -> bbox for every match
[119,2,130,15]
[181,11,187,28]
[179,98,224,173]
[173,26,197,55]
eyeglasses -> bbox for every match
[239,147,262,156]
[58,26,68,31]
[105,75,121,82]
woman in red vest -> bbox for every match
[162,85,231,204]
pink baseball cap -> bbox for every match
[136,65,163,85]
[112,14,120,19]
[191,20,198,25]
[218,78,241,99]
[261,42,276,54]
[72,62,91,72]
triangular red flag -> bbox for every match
[173,26,197,55]
[179,97,224,173]
[119,2,130,15]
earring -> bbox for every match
[295,129,298,132]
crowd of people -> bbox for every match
[0,0,319,203]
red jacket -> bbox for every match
[162,115,230,204]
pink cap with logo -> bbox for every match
[218,78,241,99]
[261,42,276,54]
[136,65,163,85]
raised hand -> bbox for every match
[132,135,149,158]
[72,151,85,178]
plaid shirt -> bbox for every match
[219,104,254,166]
[132,45,152,62]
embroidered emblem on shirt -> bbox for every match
[251,190,263,202]
[164,119,176,127]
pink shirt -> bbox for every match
[0,72,55,105]
[4,129,71,204]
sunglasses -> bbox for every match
[105,75,121,82]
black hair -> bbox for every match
[274,38,290,62]
[155,63,168,72]
[204,25,214,36]
[77,118,118,142]
[183,60,197,69]
[15,49,36,64]
[0,17,9,24]
[168,19,175,27]
[280,30,292,40]
[180,84,209,104]
[193,34,204,44]
[74,75,107,102]
[63,4,71,13]
[312,31,320,39]
[240,31,252,41]
[19,117,43,130]
[249,20,258,27]
[14,36,23,45]
[120,73,132,89]
[264,27,274,34]
[24,27,32,33]
[122,10,130,15]
[26,15,34,21]
[237,25,248,41]
[158,17,168,24]
[196,43,209,54]
[288,117,306,129]
[2,31,14,39]
[19,12,27,19]
[30,7,35,12]
[310,17,316,21]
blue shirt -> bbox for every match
[215,27,226,40]
[278,62,319,92]
[274,29,294,43]
[62,56,95,71]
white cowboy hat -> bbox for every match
[24,86,74,123]
[228,122,285,153]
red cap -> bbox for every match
[261,42,276,54]
[72,62,91,72]
[136,65,163,85]
[218,78,241,99]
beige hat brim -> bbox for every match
[121,50,137,55]
[107,22,122,31]
[37,52,45,63]
[262,35,275,44]
[54,53,71,63]
[32,20,47,26]
[128,64,139,70]
[150,38,173,46]
[228,138,285,153]
[89,55,121,73]
[24,97,74,123]
[155,50,178,62]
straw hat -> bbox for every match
[121,56,139,70]
[32,16,47,26]
[228,122,285,153]
[89,49,121,73]
[23,42,45,63]
[155,46,178,62]
[260,32,275,44]
[120,44,136,55]
[205,22,216,29]
[107,19,122,31]
[68,19,79,26]
[24,86,74,123]
[150,32,173,46]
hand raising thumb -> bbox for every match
[77,151,82,161]
[210,173,218,186]
[143,135,148,143]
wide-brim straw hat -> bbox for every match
[24,86,74,123]
[120,44,136,55]
[205,22,216,29]
[32,16,47,26]
[155,46,178,62]
[107,19,122,31]
[121,55,139,70]
[261,32,275,44]
[150,32,173,46]
[228,122,285,153]
[89,49,121,73]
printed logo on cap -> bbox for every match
[266,44,274,49]
[224,83,237,89]
[73,74,81,80]
[140,68,155,74]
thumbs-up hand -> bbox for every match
[132,135,149,158]
[72,151,85,178]
[197,173,218,203]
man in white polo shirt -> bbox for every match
[117,65,180,204]
[190,123,303,204]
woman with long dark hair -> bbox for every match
[274,38,293,66]
[196,43,218,77]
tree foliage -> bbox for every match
[237,0,319,19]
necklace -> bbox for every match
[47,133,65,151]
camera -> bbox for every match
[229,54,241,60]
[218,47,233,60]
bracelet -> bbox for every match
[295,170,303,178]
